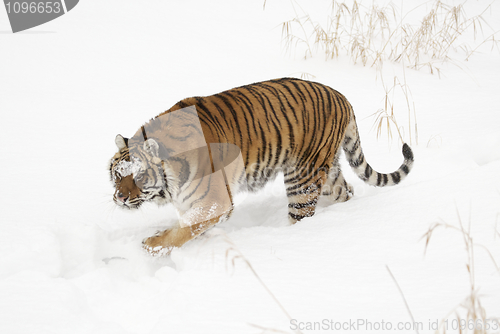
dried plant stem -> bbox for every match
[421,206,500,334]
[224,236,303,334]
[277,0,499,144]
[386,265,421,334]
[370,72,417,145]
[280,0,499,72]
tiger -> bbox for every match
[109,78,414,256]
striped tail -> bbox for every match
[342,115,414,187]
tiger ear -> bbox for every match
[143,138,159,158]
[115,134,128,150]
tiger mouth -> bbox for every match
[114,198,144,209]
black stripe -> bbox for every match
[287,176,320,197]
[287,189,305,197]
[330,170,340,187]
[217,93,243,144]
[227,90,254,158]
[350,153,364,168]
[288,212,305,221]
[195,99,226,139]
[401,165,409,175]
[211,100,236,140]
[180,176,206,203]
[288,198,318,209]
[168,156,191,188]
[402,143,414,160]
[256,86,284,168]
[364,164,373,180]
[333,184,343,201]
[391,172,401,184]
[345,137,360,156]
[335,93,349,151]
[286,80,308,152]
[259,123,267,162]
[239,87,260,137]
[263,142,274,171]
[305,83,334,168]
[285,168,317,191]
[296,81,318,163]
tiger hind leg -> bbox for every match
[321,154,354,204]
[285,166,328,224]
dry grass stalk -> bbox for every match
[299,72,316,80]
[277,0,499,145]
[422,207,500,334]
[426,134,443,148]
[386,265,421,334]
[280,0,499,73]
[224,236,303,334]
[370,71,417,145]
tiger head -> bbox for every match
[109,134,171,209]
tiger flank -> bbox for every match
[109,78,414,256]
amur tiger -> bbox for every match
[109,78,414,256]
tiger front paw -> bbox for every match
[142,230,175,256]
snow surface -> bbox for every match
[0,0,499,333]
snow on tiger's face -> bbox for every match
[110,135,170,209]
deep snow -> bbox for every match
[0,0,499,333]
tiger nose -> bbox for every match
[116,192,128,203]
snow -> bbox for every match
[0,0,499,333]
[114,156,142,178]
